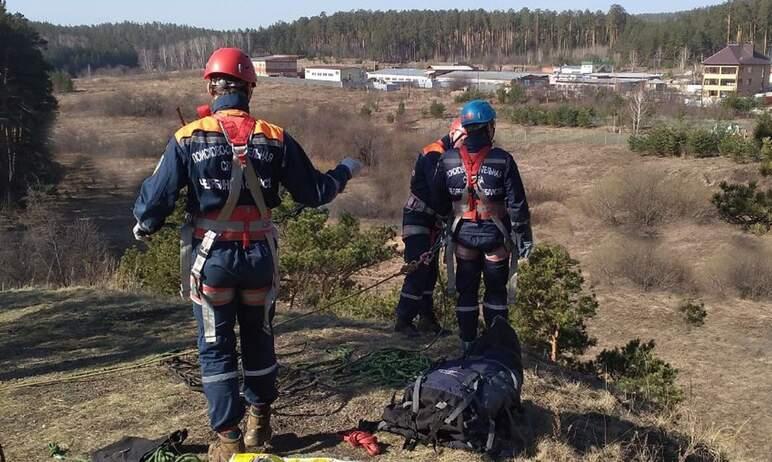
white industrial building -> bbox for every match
[436,71,549,91]
[304,65,367,87]
[551,71,665,92]
[367,68,434,89]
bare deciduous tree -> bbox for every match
[629,89,649,135]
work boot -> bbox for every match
[417,315,450,337]
[394,318,420,338]
[244,405,272,449]
[208,429,244,462]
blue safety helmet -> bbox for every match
[459,100,496,127]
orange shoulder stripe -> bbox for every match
[174,116,222,142]
[254,120,285,143]
[422,139,446,156]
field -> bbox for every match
[1,72,771,461]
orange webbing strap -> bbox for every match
[445,145,491,296]
[458,145,491,219]
[218,115,280,336]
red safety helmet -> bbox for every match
[449,117,467,148]
[204,48,257,84]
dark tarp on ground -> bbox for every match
[91,429,187,462]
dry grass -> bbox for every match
[0,287,731,462]
[528,181,571,205]
[259,104,429,219]
[0,192,114,289]
[31,72,771,460]
[60,88,203,119]
[583,165,713,230]
[703,237,772,300]
[54,124,171,158]
[592,237,693,292]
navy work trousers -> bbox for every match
[191,239,278,431]
[395,234,440,323]
[453,221,510,342]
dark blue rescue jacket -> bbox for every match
[402,135,451,239]
[432,142,530,248]
[134,95,352,232]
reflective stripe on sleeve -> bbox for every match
[244,364,278,377]
[483,303,508,311]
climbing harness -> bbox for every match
[181,112,279,341]
[443,145,518,302]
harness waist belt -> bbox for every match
[193,206,273,243]
[452,201,507,221]
[404,194,435,215]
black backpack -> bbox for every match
[379,318,524,453]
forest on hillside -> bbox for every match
[29,0,772,74]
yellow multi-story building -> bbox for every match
[702,44,770,100]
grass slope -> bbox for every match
[0,288,726,461]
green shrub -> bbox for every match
[50,70,74,93]
[753,112,772,146]
[626,126,687,156]
[761,138,772,176]
[116,196,188,295]
[594,339,683,409]
[497,81,526,105]
[678,299,707,326]
[719,135,760,162]
[508,105,594,128]
[278,198,397,307]
[429,100,446,118]
[627,134,649,152]
[360,105,373,117]
[512,244,598,363]
[116,195,398,300]
[322,286,400,321]
[576,108,595,128]
[454,88,493,103]
[686,129,721,158]
[712,181,772,233]
[721,94,758,113]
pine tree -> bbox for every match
[0,1,58,205]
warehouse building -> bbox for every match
[251,55,299,77]
[304,65,367,88]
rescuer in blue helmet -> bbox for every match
[432,99,533,353]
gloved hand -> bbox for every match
[133,223,152,242]
[511,223,534,260]
[340,157,363,178]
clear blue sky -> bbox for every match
[8,0,724,30]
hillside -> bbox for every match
[0,287,725,461]
[27,0,772,74]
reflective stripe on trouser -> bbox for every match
[395,234,439,322]
[192,240,278,431]
[454,247,510,342]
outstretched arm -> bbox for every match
[278,133,359,207]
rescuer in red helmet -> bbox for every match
[132,48,362,461]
